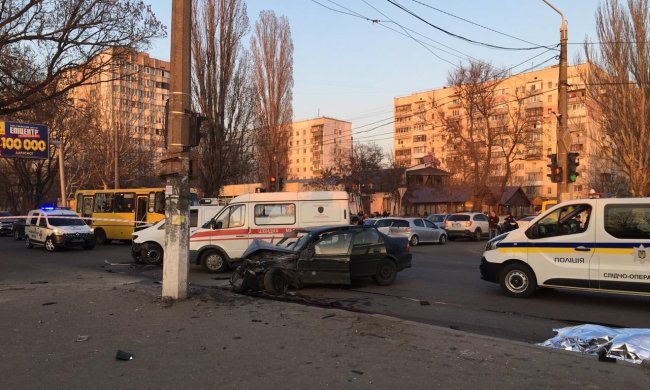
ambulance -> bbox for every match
[189,191,351,272]
[480,198,650,298]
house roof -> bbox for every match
[405,165,450,177]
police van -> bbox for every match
[189,191,351,273]
[24,208,95,251]
[481,198,650,298]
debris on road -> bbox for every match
[115,350,134,361]
[75,335,90,342]
[42,302,57,306]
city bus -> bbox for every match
[72,188,198,244]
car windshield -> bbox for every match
[429,215,445,222]
[0,212,12,217]
[48,216,86,226]
[291,230,314,251]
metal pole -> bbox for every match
[52,140,67,208]
[162,0,191,300]
[114,123,119,189]
[543,0,569,201]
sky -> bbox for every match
[142,0,602,152]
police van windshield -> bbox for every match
[48,216,86,226]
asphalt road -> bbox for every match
[1,235,648,345]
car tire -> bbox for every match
[94,229,112,245]
[439,234,447,245]
[141,243,163,265]
[25,236,33,249]
[263,268,288,295]
[409,235,419,246]
[44,236,56,252]
[13,230,22,241]
[474,228,482,241]
[201,249,229,273]
[500,263,537,298]
[373,259,397,286]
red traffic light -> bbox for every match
[270,176,276,183]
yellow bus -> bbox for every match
[73,188,198,244]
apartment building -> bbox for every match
[288,117,352,180]
[72,49,170,175]
[393,64,596,202]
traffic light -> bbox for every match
[567,152,580,183]
[547,154,562,183]
[278,177,284,191]
[269,176,277,191]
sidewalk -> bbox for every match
[0,276,648,389]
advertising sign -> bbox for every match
[0,121,49,160]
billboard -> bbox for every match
[0,121,49,160]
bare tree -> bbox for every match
[191,0,256,197]
[584,0,650,196]
[0,0,165,116]
[437,60,506,202]
[251,10,293,187]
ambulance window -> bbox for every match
[254,203,296,225]
[604,204,650,239]
[189,209,198,227]
[214,204,246,229]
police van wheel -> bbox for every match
[202,249,229,273]
[44,236,56,252]
[500,263,537,298]
[25,236,34,249]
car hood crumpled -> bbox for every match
[241,238,296,259]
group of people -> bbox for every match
[350,210,391,225]
[488,210,519,238]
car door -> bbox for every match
[206,203,249,259]
[25,212,41,243]
[526,203,595,289]
[301,231,352,285]
[349,228,386,278]
[423,219,441,242]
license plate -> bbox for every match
[453,223,461,228]
[71,239,84,243]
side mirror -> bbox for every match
[211,220,223,230]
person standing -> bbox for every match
[488,210,500,239]
[502,213,519,233]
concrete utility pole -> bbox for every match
[543,0,570,202]
[161,0,192,300]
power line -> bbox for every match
[386,0,554,51]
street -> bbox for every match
[1,235,648,345]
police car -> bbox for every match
[480,198,650,298]
[24,207,95,251]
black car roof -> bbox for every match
[295,225,371,234]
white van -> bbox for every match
[131,204,223,264]
[481,198,650,298]
[190,191,351,272]
[24,208,95,251]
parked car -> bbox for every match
[427,213,451,229]
[12,218,26,241]
[0,211,17,236]
[230,225,412,294]
[445,212,490,241]
[387,217,447,246]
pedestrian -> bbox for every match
[488,210,500,239]
[502,213,519,233]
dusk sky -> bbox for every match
[143,1,602,152]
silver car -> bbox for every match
[385,217,448,246]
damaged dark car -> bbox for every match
[230,225,412,294]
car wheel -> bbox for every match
[474,228,482,241]
[373,259,397,286]
[409,235,419,246]
[439,234,447,245]
[13,230,22,241]
[44,236,56,252]
[94,229,112,245]
[25,236,33,249]
[263,268,288,294]
[500,263,537,298]
[201,249,229,273]
[141,243,163,265]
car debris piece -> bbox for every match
[115,350,134,361]
[539,324,650,364]
[76,335,90,342]
[42,302,57,306]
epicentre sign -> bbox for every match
[0,121,49,160]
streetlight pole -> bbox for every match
[543,0,569,202]
[51,139,67,208]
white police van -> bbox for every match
[24,208,95,251]
[481,198,650,298]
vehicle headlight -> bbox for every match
[485,233,508,251]
[52,229,63,236]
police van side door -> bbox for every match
[526,203,595,289]
[597,202,650,294]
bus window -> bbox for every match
[94,193,114,212]
[154,191,165,213]
[76,193,83,214]
[113,192,135,213]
